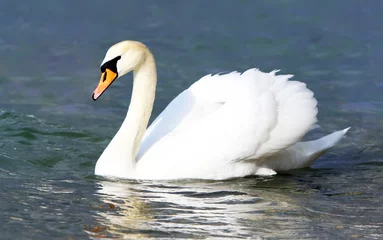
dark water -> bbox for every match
[0,0,382,239]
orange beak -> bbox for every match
[92,69,118,101]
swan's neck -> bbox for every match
[126,53,157,159]
[95,52,156,177]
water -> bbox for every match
[0,0,382,239]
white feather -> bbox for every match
[94,41,349,180]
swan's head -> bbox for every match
[92,40,148,101]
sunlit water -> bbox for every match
[0,0,382,239]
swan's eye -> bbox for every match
[100,56,121,74]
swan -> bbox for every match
[92,40,349,180]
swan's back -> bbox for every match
[136,69,318,179]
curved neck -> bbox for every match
[95,51,157,177]
[126,52,157,159]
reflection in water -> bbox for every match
[90,180,154,239]
[92,178,312,239]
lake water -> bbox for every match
[0,0,382,239]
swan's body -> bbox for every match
[92,40,348,180]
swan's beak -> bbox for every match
[92,69,118,101]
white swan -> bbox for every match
[92,40,349,180]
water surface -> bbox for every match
[0,0,382,239]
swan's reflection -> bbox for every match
[92,178,311,239]
[90,180,154,239]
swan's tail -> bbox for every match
[264,127,350,172]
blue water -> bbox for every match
[0,0,382,239]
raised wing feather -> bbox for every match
[242,69,318,159]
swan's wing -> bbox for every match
[192,69,318,160]
[136,69,318,179]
